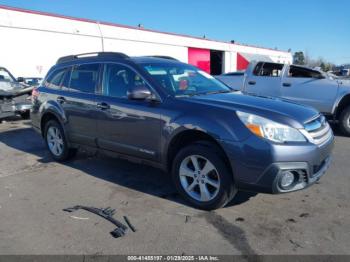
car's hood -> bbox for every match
[187,92,319,129]
[0,81,25,91]
[0,82,33,98]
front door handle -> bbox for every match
[96,102,110,110]
[57,96,66,104]
[248,81,256,85]
[283,83,292,87]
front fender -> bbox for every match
[161,110,251,164]
[332,90,350,115]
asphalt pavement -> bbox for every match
[0,119,349,255]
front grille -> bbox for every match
[304,115,333,145]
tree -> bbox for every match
[293,51,305,65]
[320,62,326,71]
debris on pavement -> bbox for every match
[63,205,129,238]
[300,213,310,218]
[123,216,136,232]
[70,215,90,220]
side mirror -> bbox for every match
[127,85,152,100]
[17,77,25,83]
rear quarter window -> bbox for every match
[45,68,66,89]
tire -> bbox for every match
[171,142,237,210]
[339,106,350,136]
[20,111,30,120]
[44,120,76,161]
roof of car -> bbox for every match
[55,52,183,66]
[130,56,182,64]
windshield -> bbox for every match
[142,63,232,97]
[25,78,42,85]
[0,68,15,83]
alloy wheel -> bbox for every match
[179,155,220,202]
[46,126,64,156]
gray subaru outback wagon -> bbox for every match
[31,52,334,210]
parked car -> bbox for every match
[0,67,33,119]
[31,52,334,210]
[217,62,350,136]
[0,95,15,122]
[20,77,43,87]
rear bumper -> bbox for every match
[221,133,334,194]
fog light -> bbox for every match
[280,171,295,189]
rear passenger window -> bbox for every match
[102,64,147,98]
[69,64,100,93]
[45,69,66,89]
[288,66,323,78]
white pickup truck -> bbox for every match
[217,61,350,136]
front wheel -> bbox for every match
[339,106,350,136]
[44,120,76,161]
[172,143,237,210]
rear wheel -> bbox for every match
[172,142,237,210]
[44,120,76,161]
[339,106,350,136]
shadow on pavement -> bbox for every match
[0,125,255,209]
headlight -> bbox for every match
[236,111,306,143]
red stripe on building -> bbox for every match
[237,53,250,71]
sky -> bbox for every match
[0,0,349,65]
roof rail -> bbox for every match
[56,52,129,64]
[145,55,179,61]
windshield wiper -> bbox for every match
[199,90,233,95]
[175,90,233,98]
[175,93,200,98]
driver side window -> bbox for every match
[102,64,148,98]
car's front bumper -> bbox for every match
[14,102,32,113]
[0,100,15,119]
[221,133,334,194]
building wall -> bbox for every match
[0,6,293,78]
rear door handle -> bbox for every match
[96,102,110,110]
[283,83,292,87]
[57,96,66,104]
[248,81,256,85]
